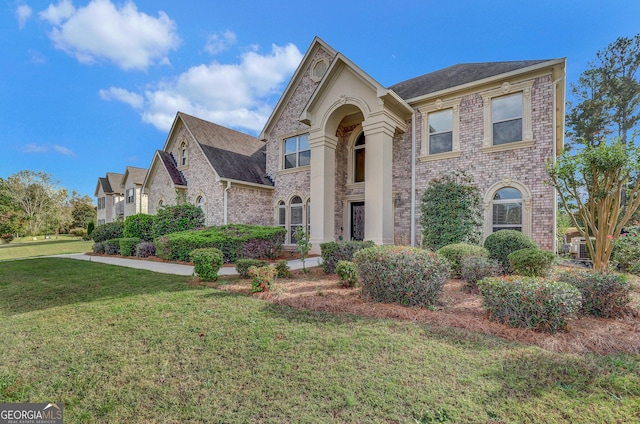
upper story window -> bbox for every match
[180,141,188,166]
[481,80,534,152]
[354,133,365,183]
[284,134,310,169]
[419,98,461,161]
[98,197,105,209]
[492,93,523,145]
[126,188,135,204]
[428,109,453,154]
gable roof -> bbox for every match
[94,172,123,196]
[121,166,147,188]
[200,144,271,186]
[389,60,556,101]
[157,151,188,186]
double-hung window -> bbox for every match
[492,93,523,145]
[481,80,534,151]
[284,134,310,169]
[419,98,461,161]
[428,109,453,154]
[126,188,135,204]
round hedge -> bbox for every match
[483,230,537,274]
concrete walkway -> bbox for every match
[54,253,322,276]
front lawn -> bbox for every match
[1,258,638,423]
[0,236,93,261]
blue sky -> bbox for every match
[2,0,639,200]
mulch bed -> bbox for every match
[216,267,640,355]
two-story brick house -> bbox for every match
[260,37,565,252]
[94,172,124,225]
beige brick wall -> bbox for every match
[227,185,273,226]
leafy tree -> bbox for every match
[567,34,640,147]
[547,138,640,272]
[420,170,482,250]
[293,227,312,273]
[70,193,96,229]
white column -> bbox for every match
[309,131,337,254]
[362,118,395,245]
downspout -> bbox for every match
[410,111,416,247]
[223,181,231,224]
[551,69,566,253]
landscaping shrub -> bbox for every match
[152,203,205,238]
[190,248,224,282]
[103,238,121,255]
[119,237,141,257]
[320,240,375,273]
[87,221,95,236]
[436,243,488,277]
[135,241,156,258]
[236,259,269,278]
[275,260,291,278]
[478,276,582,333]
[69,227,87,237]
[248,265,277,293]
[92,222,124,243]
[93,242,105,254]
[420,170,483,250]
[353,245,449,307]
[611,230,640,275]
[483,230,538,273]
[155,224,286,262]
[508,248,556,277]
[460,256,502,292]
[335,260,358,287]
[556,270,631,317]
[124,214,156,241]
[1,234,14,244]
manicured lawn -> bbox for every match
[1,258,639,423]
[0,236,93,261]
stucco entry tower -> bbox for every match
[300,54,413,250]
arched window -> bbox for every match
[196,196,204,212]
[492,187,522,232]
[180,142,188,166]
[277,201,286,231]
[354,132,365,183]
[290,196,303,243]
[157,199,164,209]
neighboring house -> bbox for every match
[94,172,124,225]
[259,37,565,252]
[141,112,273,227]
[121,166,149,218]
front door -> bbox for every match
[351,202,365,241]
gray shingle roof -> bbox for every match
[124,166,147,185]
[200,144,271,186]
[389,60,552,100]
[105,172,123,194]
[157,151,187,186]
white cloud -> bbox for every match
[99,87,144,109]
[16,4,33,29]
[40,0,180,71]
[205,30,237,55]
[105,42,303,133]
[53,145,76,157]
[22,143,76,157]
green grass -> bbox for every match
[1,258,639,423]
[0,236,93,261]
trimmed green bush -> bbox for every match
[320,240,375,274]
[353,245,449,307]
[612,231,640,275]
[119,237,142,257]
[436,243,488,277]
[478,276,582,333]
[135,241,156,258]
[236,259,269,278]
[275,260,291,278]
[103,238,121,255]
[508,248,556,277]
[124,214,156,241]
[249,265,277,293]
[460,256,502,292]
[69,227,87,237]
[155,224,286,262]
[153,203,205,238]
[91,222,124,243]
[191,248,224,282]
[556,270,631,317]
[335,260,358,287]
[483,230,538,273]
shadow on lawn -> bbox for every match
[0,258,198,315]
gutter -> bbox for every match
[411,111,416,247]
[223,181,231,225]
[551,68,566,253]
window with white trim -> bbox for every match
[278,201,286,231]
[481,80,534,150]
[180,141,188,166]
[492,187,523,232]
[419,98,461,161]
[428,109,453,154]
[196,195,205,216]
[283,134,310,169]
[126,188,135,204]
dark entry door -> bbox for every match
[351,202,365,241]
